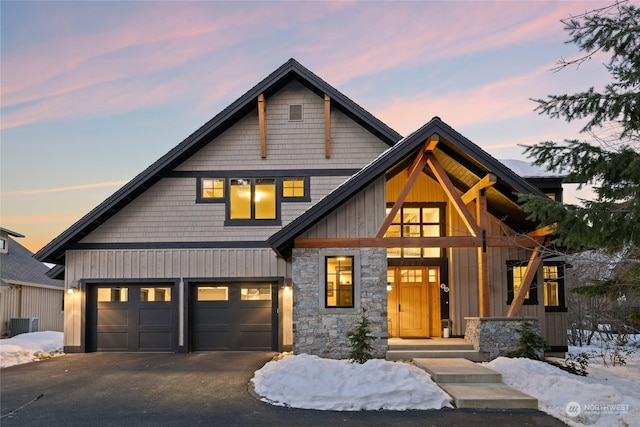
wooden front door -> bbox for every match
[388,267,441,338]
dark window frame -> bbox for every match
[385,202,446,259]
[543,261,567,312]
[196,178,226,203]
[506,260,539,306]
[325,256,354,309]
[282,176,311,202]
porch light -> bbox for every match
[387,282,393,291]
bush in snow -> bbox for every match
[347,308,374,364]
[506,320,547,360]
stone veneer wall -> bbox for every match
[292,247,388,359]
[464,317,542,360]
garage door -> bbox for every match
[88,284,177,352]
[191,283,275,351]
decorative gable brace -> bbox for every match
[258,94,267,158]
[325,94,331,158]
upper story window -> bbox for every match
[196,175,309,225]
[0,237,6,253]
[385,203,445,258]
[230,178,276,220]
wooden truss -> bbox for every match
[294,132,553,317]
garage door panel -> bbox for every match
[90,284,176,352]
[238,331,272,349]
[139,307,172,326]
[191,283,275,351]
[98,308,129,326]
[194,307,229,325]
[139,332,173,351]
[97,332,128,351]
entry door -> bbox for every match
[389,267,441,338]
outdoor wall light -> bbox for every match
[387,282,393,291]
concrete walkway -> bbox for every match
[414,358,538,409]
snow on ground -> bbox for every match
[4,331,639,427]
[251,353,452,411]
[486,340,640,427]
[0,331,64,368]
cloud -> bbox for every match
[1,180,128,197]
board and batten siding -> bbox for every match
[298,177,386,240]
[63,248,287,348]
[1,285,63,336]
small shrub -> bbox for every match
[506,321,548,360]
[564,352,591,376]
[348,308,374,364]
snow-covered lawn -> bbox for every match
[252,353,452,411]
[0,331,64,368]
[3,332,638,427]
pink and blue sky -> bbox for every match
[1,1,612,253]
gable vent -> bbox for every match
[289,104,303,121]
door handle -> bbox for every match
[398,304,401,312]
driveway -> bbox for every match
[1,353,567,426]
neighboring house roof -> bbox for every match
[0,227,25,238]
[0,237,63,289]
[268,117,549,258]
[35,58,402,265]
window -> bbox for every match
[543,262,567,312]
[229,178,276,221]
[197,286,228,301]
[241,284,272,301]
[289,104,303,121]
[0,238,6,252]
[200,178,225,200]
[283,178,305,198]
[506,261,538,305]
[98,287,129,302]
[385,204,444,258]
[140,287,171,302]
[325,256,354,308]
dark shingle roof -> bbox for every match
[35,59,402,265]
[1,237,63,288]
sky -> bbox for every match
[0,0,618,253]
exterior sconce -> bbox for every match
[67,281,79,294]
[283,278,292,290]
[387,282,393,291]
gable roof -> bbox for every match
[1,237,63,288]
[268,116,548,258]
[36,59,402,265]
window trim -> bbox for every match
[196,178,226,203]
[543,261,567,312]
[282,176,311,202]
[318,249,361,313]
[385,202,446,259]
[506,260,539,306]
[224,177,281,226]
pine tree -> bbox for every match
[347,308,374,364]
[520,1,640,297]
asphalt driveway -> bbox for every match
[1,352,567,426]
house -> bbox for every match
[35,59,567,357]
[1,227,64,337]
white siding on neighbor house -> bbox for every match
[1,285,63,336]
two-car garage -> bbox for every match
[86,282,277,352]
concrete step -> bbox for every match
[438,383,539,409]
[388,343,475,351]
[387,349,490,362]
[413,358,502,383]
